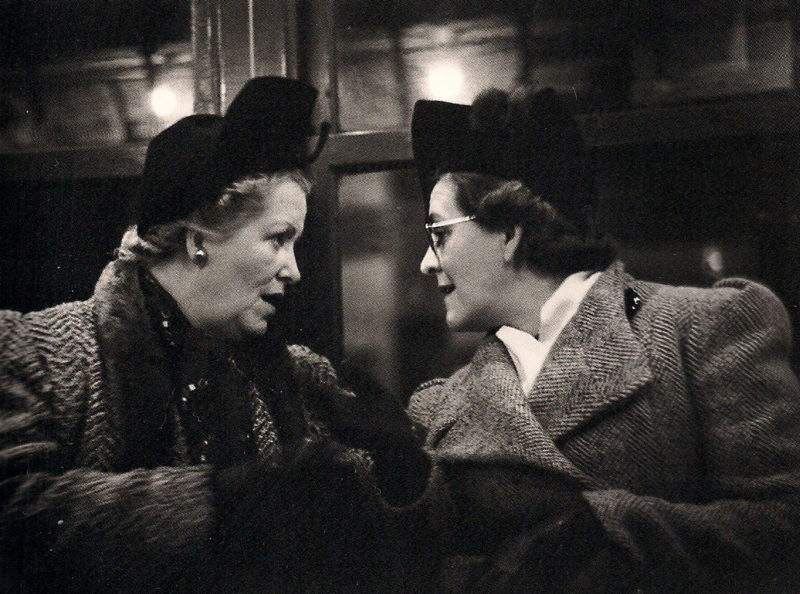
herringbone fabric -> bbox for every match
[407,261,800,593]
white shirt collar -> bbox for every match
[495,271,601,394]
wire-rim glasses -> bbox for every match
[424,214,476,258]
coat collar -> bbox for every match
[92,259,292,470]
[529,261,653,441]
[425,261,652,483]
[427,336,601,486]
[93,259,177,469]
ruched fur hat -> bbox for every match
[136,76,328,236]
[411,87,595,237]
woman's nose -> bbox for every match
[419,245,440,275]
[280,249,302,284]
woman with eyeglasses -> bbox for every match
[400,86,800,593]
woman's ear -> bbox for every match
[185,230,208,267]
[185,229,199,258]
[503,225,522,264]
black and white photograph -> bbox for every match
[2,1,800,592]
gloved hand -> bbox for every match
[371,440,431,506]
[213,437,353,520]
[498,497,618,594]
[305,371,431,506]
[442,462,590,551]
[211,438,394,591]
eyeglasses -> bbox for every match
[424,214,476,258]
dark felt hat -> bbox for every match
[136,76,328,236]
[411,87,595,236]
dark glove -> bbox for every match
[210,441,348,584]
[502,498,620,594]
[446,463,591,552]
[305,373,431,505]
[462,497,614,594]
[212,438,394,592]
[372,442,431,506]
[212,438,353,530]
[307,368,425,451]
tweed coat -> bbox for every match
[0,259,397,594]
[406,261,800,593]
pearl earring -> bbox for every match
[194,248,208,267]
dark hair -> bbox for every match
[440,171,616,276]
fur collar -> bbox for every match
[91,259,306,470]
[93,259,179,469]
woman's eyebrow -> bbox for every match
[281,224,298,238]
[267,223,297,237]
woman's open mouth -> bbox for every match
[261,293,284,308]
[439,285,455,296]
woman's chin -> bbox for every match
[214,316,269,343]
[445,311,466,332]
[445,310,489,333]
[243,319,270,338]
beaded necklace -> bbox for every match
[139,268,257,465]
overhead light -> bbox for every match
[425,61,464,102]
[150,84,179,119]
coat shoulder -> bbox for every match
[1,300,97,387]
[626,276,794,378]
[637,277,789,331]
[711,277,791,329]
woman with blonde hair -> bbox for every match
[0,77,426,593]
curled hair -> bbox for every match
[440,172,616,277]
[117,169,311,264]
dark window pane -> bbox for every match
[338,169,482,400]
[333,0,794,131]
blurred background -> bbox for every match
[2,0,799,401]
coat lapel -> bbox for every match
[425,336,523,452]
[427,336,599,487]
[530,262,653,442]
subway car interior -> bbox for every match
[2,0,800,402]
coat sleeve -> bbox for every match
[583,280,800,591]
[0,310,219,593]
[283,344,416,592]
[405,379,490,554]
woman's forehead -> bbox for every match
[429,178,462,218]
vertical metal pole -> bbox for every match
[283,0,300,78]
[248,0,256,78]
[192,0,224,114]
[326,0,341,133]
[792,0,800,94]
